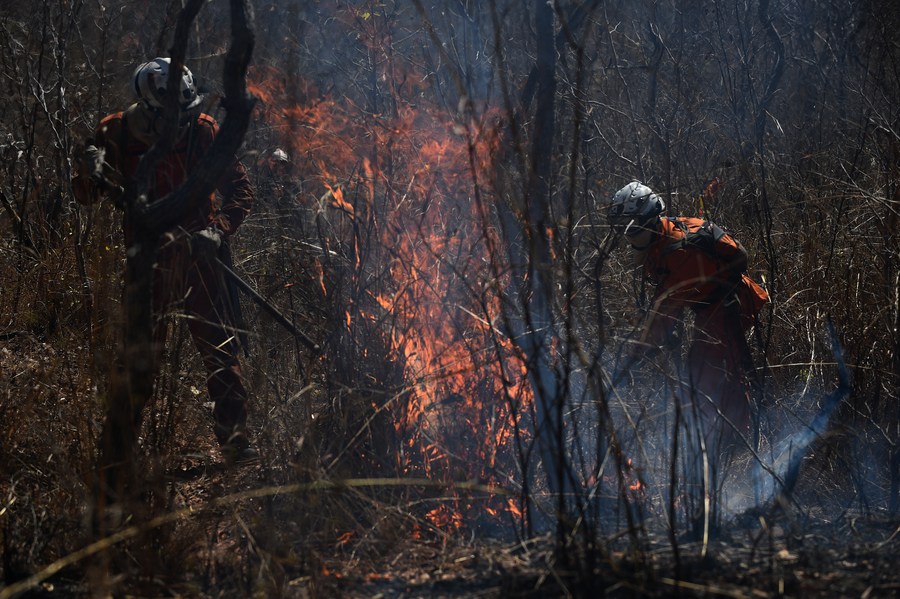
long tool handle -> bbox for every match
[214,258,320,353]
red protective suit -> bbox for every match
[76,108,254,445]
[638,217,766,446]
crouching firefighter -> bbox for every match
[73,57,257,464]
[607,182,769,456]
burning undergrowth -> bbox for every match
[246,63,531,531]
[240,49,874,547]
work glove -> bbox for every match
[77,143,124,202]
[191,226,223,261]
[79,144,110,183]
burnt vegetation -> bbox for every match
[1,0,899,597]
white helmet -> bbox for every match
[607,181,665,234]
[132,57,201,111]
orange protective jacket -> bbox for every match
[640,217,766,347]
[75,110,253,238]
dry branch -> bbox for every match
[0,478,510,599]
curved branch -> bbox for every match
[754,0,785,138]
[130,0,204,207]
[141,0,256,234]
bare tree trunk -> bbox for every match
[887,138,900,515]
[488,0,602,538]
[526,0,569,532]
[491,0,569,534]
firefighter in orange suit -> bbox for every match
[74,57,257,462]
[607,181,769,451]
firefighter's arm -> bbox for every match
[72,127,124,206]
[197,114,254,236]
[635,293,684,356]
[716,232,748,279]
[213,158,254,235]
[72,143,105,205]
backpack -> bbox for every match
[663,217,769,318]
[667,217,740,260]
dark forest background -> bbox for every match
[1,0,898,596]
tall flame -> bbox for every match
[249,61,531,528]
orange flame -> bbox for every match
[328,184,355,218]
[249,56,529,531]
[426,504,463,530]
[313,258,327,297]
[506,498,524,519]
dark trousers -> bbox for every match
[688,299,753,451]
[152,236,248,445]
